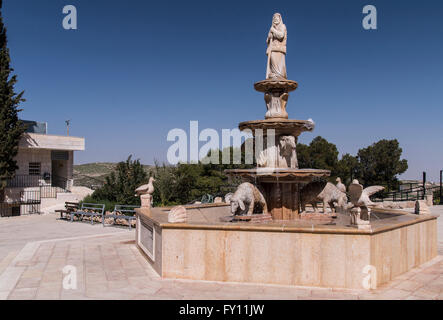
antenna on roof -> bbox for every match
[65,120,71,136]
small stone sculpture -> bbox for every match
[300,181,348,213]
[230,182,268,216]
[168,206,187,223]
[347,180,384,228]
[257,135,298,169]
[135,177,155,208]
[265,91,289,119]
[214,197,223,203]
[257,136,279,168]
[224,193,233,204]
[336,177,346,193]
[414,200,430,215]
[278,135,298,168]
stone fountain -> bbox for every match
[225,12,329,220]
[135,13,438,290]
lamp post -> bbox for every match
[440,169,442,202]
[65,120,70,136]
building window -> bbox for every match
[29,163,41,176]
[51,151,69,161]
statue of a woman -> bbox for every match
[266,13,287,80]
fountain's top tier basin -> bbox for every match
[239,119,315,137]
[254,79,298,93]
[225,168,330,183]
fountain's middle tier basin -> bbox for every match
[239,119,315,136]
[225,168,330,183]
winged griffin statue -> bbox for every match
[347,179,384,228]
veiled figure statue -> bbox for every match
[266,13,287,80]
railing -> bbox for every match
[6,174,71,199]
[0,190,41,217]
[6,175,47,188]
[427,185,442,205]
[372,186,426,202]
[20,190,41,204]
[52,175,70,190]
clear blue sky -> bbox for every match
[3,0,443,181]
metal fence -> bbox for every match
[0,190,41,217]
[6,174,46,188]
[6,174,70,199]
[372,186,426,202]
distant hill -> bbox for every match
[74,162,117,177]
[73,162,152,189]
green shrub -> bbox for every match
[90,155,147,207]
[80,195,117,212]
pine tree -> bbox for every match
[0,0,26,199]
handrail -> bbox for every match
[6,175,46,188]
[373,186,426,202]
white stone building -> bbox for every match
[1,121,85,216]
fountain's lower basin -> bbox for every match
[225,168,330,183]
[225,168,331,220]
[135,204,438,290]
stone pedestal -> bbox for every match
[261,182,299,220]
[254,79,298,120]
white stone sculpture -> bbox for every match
[278,135,298,168]
[414,200,430,215]
[257,136,279,168]
[300,181,348,213]
[230,183,268,216]
[257,135,298,169]
[224,193,234,204]
[135,177,155,208]
[265,91,289,119]
[168,206,187,223]
[347,179,384,229]
[336,177,346,193]
[214,197,223,203]
[266,13,287,80]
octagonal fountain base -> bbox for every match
[135,204,438,290]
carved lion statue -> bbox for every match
[230,183,268,216]
[300,181,348,213]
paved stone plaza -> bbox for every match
[0,207,442,300]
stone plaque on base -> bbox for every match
[137,216,155,261]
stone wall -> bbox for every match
[153,218,437,290]
[14,149,51,176]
